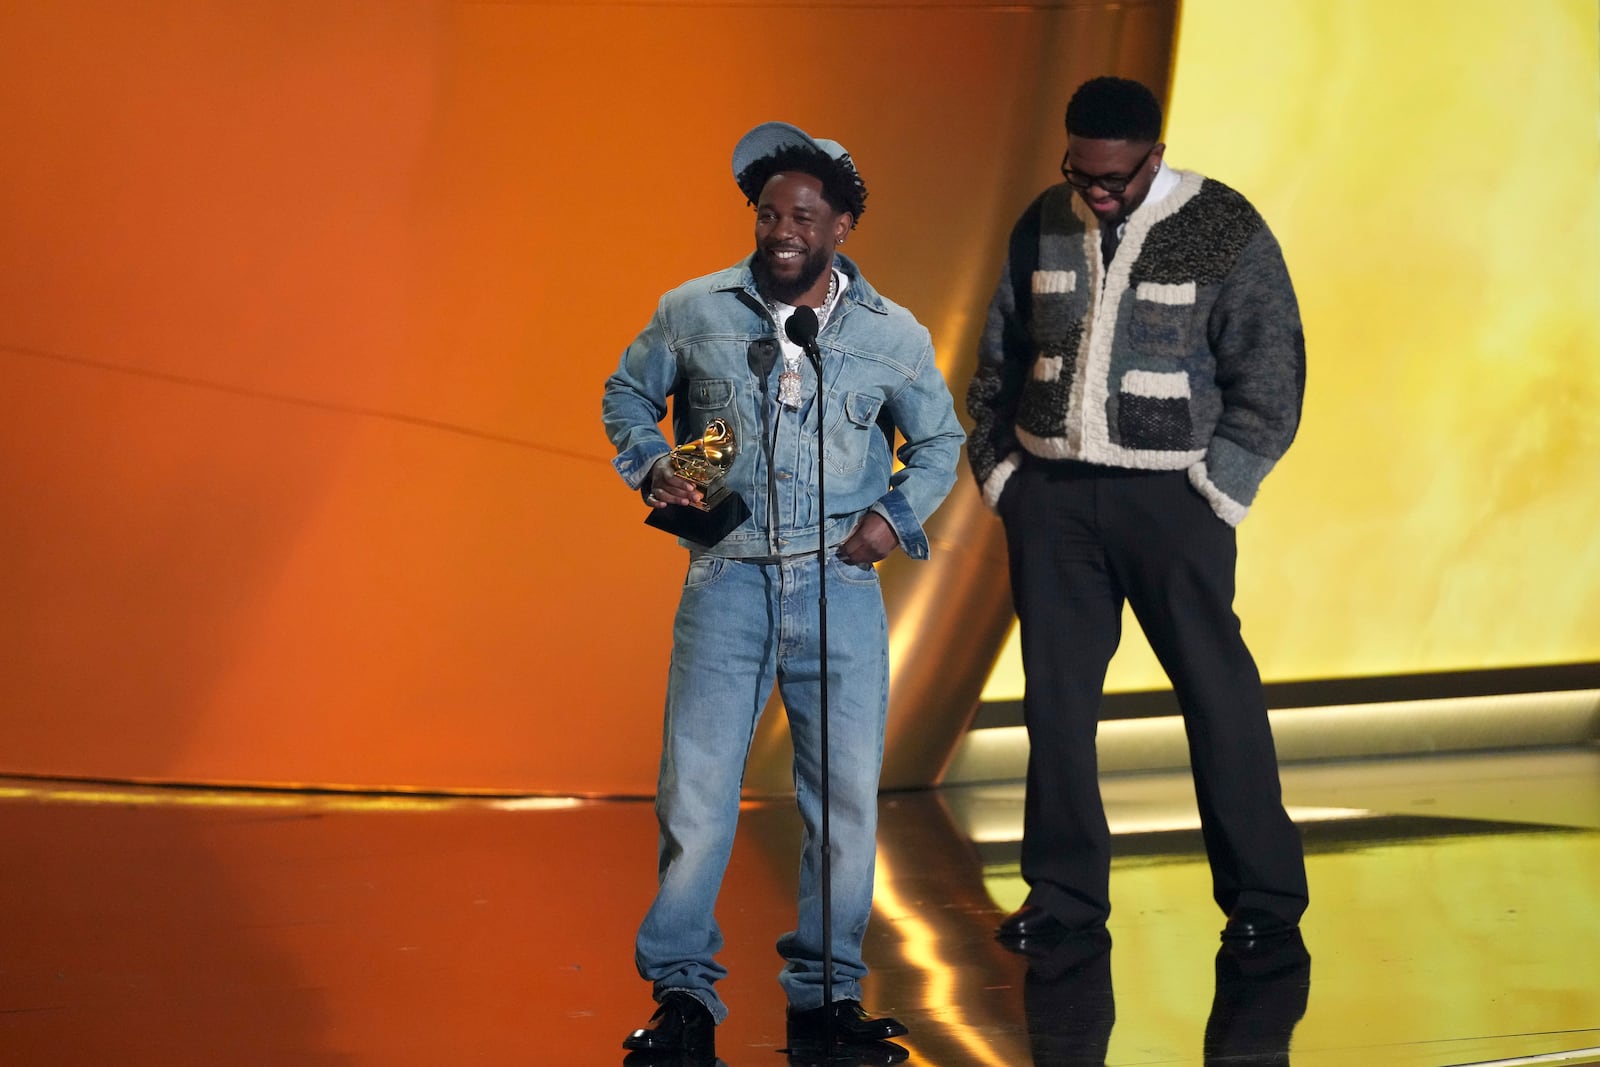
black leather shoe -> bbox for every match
[786,999,909,1044]
[1221,906,1298,944]
[623,991,715,1054]
[997,904,1066,941]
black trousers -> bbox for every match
[999,456,1308,928]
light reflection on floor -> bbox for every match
[0,746,1596,1066]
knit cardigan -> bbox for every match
[966,170,1305,525]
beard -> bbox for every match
[752,242,832,305]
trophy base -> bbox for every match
[644,493,751,547]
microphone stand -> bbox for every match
[785,306,837,1055]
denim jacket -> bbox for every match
[602,254,964,559]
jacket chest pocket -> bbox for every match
[823,390,884,475]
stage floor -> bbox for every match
[2,747,1597,1066]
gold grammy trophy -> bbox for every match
[644,419,751,546]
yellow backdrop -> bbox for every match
[985,0,1600,699]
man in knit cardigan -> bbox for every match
[967,76,1309,948]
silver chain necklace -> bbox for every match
[768,271,839,409]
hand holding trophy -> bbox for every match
[644,419,751,546]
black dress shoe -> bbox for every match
[1221,906,1298,944]
[623,991,715,1054]
[786,999,910,1044]
[997,904,1066,940]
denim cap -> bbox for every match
[732,121,851,188]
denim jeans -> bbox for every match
[635,551,890,1023]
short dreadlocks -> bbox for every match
[736,144,868,226]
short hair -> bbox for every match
[736,144,868,225]
[1064,77,1164,142]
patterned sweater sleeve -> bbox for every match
[965,195,1044,507]
[1187,224,1307,525]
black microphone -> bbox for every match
[785,305,822,368]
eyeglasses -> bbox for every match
[1060,144,1156,193]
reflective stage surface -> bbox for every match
[2,748,1598,1066]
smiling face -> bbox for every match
[1062,136,1164,224]
[751,171,852,306]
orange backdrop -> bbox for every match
[0,2,1177,794]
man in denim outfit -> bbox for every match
[603,122,963,1059]
[968,78,1309,950]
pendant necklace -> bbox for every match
[771,271,838,410]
